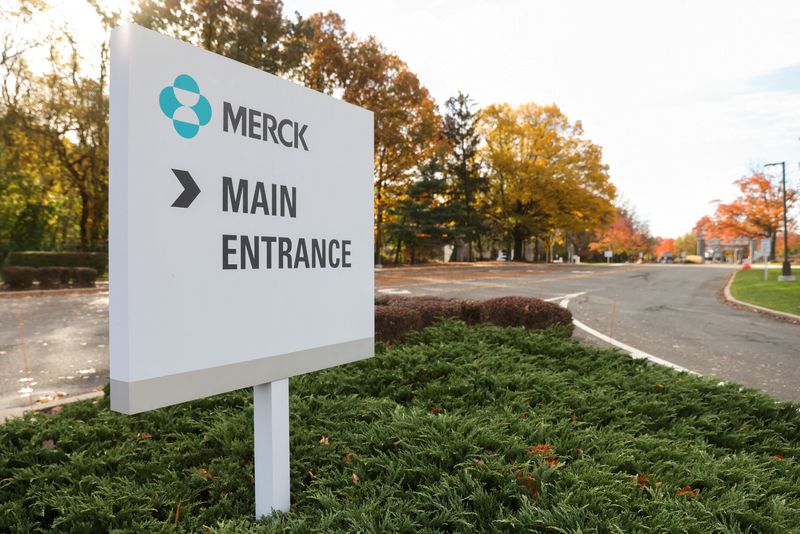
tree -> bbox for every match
[442,92,485,260]
[133,0,309,79]
[480,102,615,261]
[673,232,697,257]
[589,208,651,260]
[302,13,440,264]
[654,237,675,259]
[711,172,797,260]
[385,156,454,263]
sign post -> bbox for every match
[761,238,771,281]
[605,250,613,264]
[109,24,374,517]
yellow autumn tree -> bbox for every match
[480,103,615,260]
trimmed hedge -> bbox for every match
[1,266,36,289]
[72,267,98,288]
[34,267,68,289]
[7,251,107,276]
[375,295,573,342]
[480,295,573,331]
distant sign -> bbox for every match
[604,250,613,258]
[109,25,374,414]
[761,238,771,257]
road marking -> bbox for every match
[558,295,699,375]
[377,288,411,295]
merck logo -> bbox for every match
[159,74,212,139]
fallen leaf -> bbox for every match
[570,413,578,422]
[307,469,316,479]
[656,384,664,389]
[41,439,55,449]
[174,502,181,525]
[344,451,353,463]
[473,459,485,466]
[772,454,785,461]
[655,481,663,488]
[676,485,699,497]
[319,435,329,445]
[636,474,649,488]
[199,468,214,480]
[521,412,529,418]
[529,443,553,456]
[515,471,539,497]
[93,386,104,392]
[351,472,359,483]
[430,406,443,414]
[138,433,152,440]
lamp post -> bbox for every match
[764,162,794,281]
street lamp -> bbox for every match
[764,162,795,281]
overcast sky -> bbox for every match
[283,0,800,237]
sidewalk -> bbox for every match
[0,281,108,299]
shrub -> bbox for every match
[375,305,422,343]
[385,296,462,327]
[34,267,68,289]
[1,266,36,289]
[459,299,482,325]
[480,296,573,334]
[7,251,107,276]
[72,267,98,288]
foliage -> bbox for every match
[442,92,486,260]
[731,269,800,316]
[71,266,97,287]
[385,156,456,263]
[480,103,616,261]
[709,172,798,260]
[673,232,697,257]
[479,296,573,333]
[33,266,66,289]
[7,251,107,275]
[0,265,35,289]
[1,322,800,531]
[590,208,651,260]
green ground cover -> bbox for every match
[731,268,800,316]
[2,321,799,532]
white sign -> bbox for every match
[761,238,771,257]
[604,250,613,258]
[109,25,374,415]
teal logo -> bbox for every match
[159,74,212,139]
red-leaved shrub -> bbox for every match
[479,296,572,331]
[375,305,423,343]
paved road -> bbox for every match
[377,263,800,402]
[0,293,108,411]
[0,263,798,411]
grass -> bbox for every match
[730,268,800,316]
[1,321,800,532]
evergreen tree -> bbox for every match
[386,156,454,263]
[442,92,485,260]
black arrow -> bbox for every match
[171,169,201,208]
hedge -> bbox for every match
[1,266,36,289]
[72,267,98,288]
[6,251,107,276]
[34,267,68,289]
[374,295,573,342]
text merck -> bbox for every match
[222,101,309,151]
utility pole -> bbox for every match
[764,162,795,281]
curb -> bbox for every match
[723,271,800,325]
[0,284,108,299]
[0,390,105,424]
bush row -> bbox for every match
[1,266,98,290]
[6,251,107,276]
[375,295,573,342]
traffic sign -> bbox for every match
[110,24,374,517]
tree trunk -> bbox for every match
[79,189,90,252]
[513,228,525,262]
[374,202,384,265]
[394,238,402,264]
[534,238,540,262]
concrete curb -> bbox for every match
[723,271,800,325]
[0,390,105,424]
[0,284,108,299]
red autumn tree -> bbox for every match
[589,209,651,258]
[710,173,797,258]
[655,238,675,259]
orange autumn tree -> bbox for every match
[711,172,797,258]
[655,238,675,259]
[589,209,651,259]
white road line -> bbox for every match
[558,295,699,375]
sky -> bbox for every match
[14,0,800,238]
[281,0,800,237]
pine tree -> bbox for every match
[442,92,486,261]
